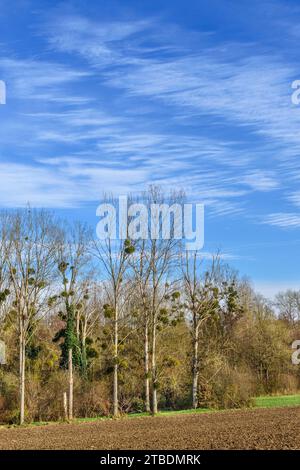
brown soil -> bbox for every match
[0,407,299,450]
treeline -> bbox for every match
[0,189,299,424]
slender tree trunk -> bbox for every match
[144,319,150,413]
[76,311,80,339]
[113,303,118,417]
[19,327,25,425]
[63,392,68,421]
[68,348,73,420]
[151,319,158,415]
[81,327,87,378]
[192,326,199,409]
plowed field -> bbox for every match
[0,406,299,450]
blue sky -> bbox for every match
[1,0,300,297]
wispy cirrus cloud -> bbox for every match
[241,170,279,192]
[0,10,296,221]
[288,191,300,207]
[262,213,300,228]
[0,161,148,208]
[0,57,91,102]
[43,15,300,149]
[44,15,153,67]
[105,53,300,150]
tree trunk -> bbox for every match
[151,321,158,415]
[81,337,87,378]
[19,328,25,425]
[63,392,68,421]
[144,320,150,413]
[192,327,199,409]
[76,311,80,339]
[68,348,73,420]
[113,303,118,417]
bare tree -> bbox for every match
[130,241,152,412]
[1,209,58,424]
[274,290,300,325]
[181,252,220,409]
[55,222,90,420]
[133,187,182,414]
[93,196,135,417]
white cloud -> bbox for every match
[0,57,91,102]
[288,191,300,207]
[263,212,300,228]
[0,13,296,218]
[0,161,148,208]
[44,15,152,67]
[241,171,279,191]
